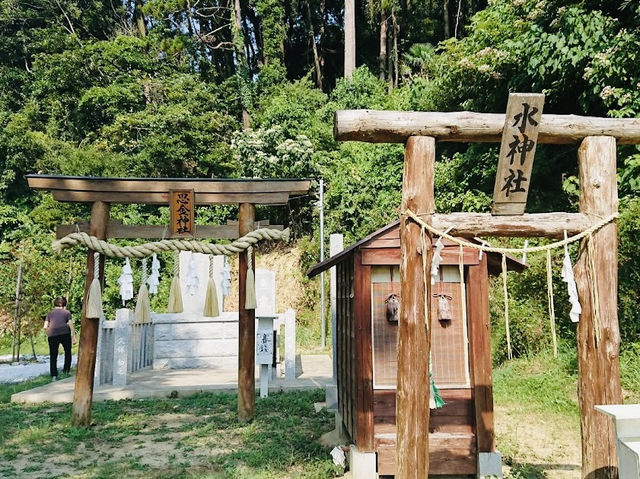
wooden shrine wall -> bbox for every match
[336,258,357,441]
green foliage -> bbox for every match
[618,197,640,342]
[231,127,317,179]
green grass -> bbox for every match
[0,374,52,403]
[0,388,343,479]
[493,341,640,478]
[493,343,579,418]
[620,342,640,403]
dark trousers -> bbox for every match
[48,333,72,377]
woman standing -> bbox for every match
[43,297,77,380]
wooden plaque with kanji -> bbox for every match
[170,189,195,237]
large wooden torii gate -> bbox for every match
[27,175,310,426]
[334,109,640,479]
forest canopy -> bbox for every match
[1,0,639,356]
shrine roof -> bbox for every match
[307,220,527,278]
[26,175,311,205]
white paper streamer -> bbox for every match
[221,256,231,296]
[185,253,200,296]
[117,258,134,305]
[330,446,346,467]
[561,231,581,322]
[431,237,444,285]
[146,253,161,294]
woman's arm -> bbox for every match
[68,312,77,344]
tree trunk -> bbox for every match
[306,1,323,89]
[344,0,356,77]
[393,13,399,88]
[233,0,251,128]
[11,261,23,362]
[319,0,326,79]
[575,136,622,479]
[29,334,37,361]
[443,0,450,38]
[134,0,147,37]
[379,8,387,81]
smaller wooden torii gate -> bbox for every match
[335,107,640,479]
[27,175,310,426]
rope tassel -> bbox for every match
[86,252,103,319]
[135,258,151,323]
[245,247,257,310]
[203,255,220,317]
[167,251,183,313]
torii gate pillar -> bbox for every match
[72,200,110,427]
[575,136,622,478]
[238,202,256,421]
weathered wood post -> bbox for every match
[72,200,109,427]
[397,136,435,478]
[575,136,622,479]
[238,202,256,420]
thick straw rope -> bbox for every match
[586,235,602,346]
[52,227,290,258]
[420,227,429,333]
[403,210,618,254]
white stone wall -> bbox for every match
[152,312,240,370]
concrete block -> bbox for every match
[325,383,338,410]
[255,269,276,317]
[284,309,296,382]
[113,309,133,386]
[154,322,239,341]
[153,357,238,370]
[154,338,238,358]
[478,451,502,478]
[348,445,377,479]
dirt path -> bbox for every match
[495,402,581,478]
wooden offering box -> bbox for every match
[309,221,525,476]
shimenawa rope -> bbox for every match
[403,210,617,254]
[52,227,290,258]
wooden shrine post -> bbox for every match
[72,201,109,427]
[467,255,496,453]
[575,136,622,479]
[238,202,256,421]
[397,136,435,478]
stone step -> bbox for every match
[154,357,239,370]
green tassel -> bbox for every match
[430,373,445,409]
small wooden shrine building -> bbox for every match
[308,221,525,476]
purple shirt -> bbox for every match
[45,308,72,337]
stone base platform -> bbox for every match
[11,354,332,404]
